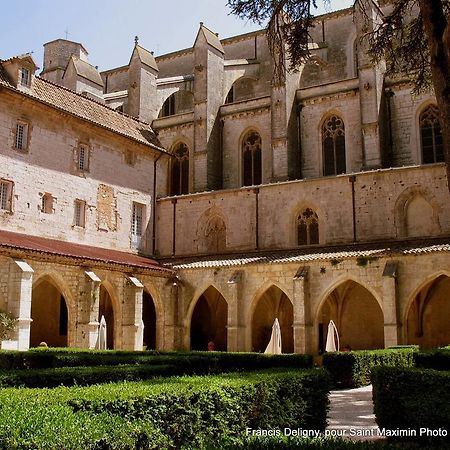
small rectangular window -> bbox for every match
[20,68,30,86]
[0,181,13,211]
[74,200,86,227]
[131,202,145,249]
[15,123,28,151]
[78,145,89,171]
[41,193,54,214]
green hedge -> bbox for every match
[0,364,183,388]
[0,369,330,449]
[323,348,416,388]
[0,348,312,371]
[415,348,450,370]
[372,367,450,442]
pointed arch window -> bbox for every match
[322,115,346,176]
[171,142,189,195]
[297,208,319,245]
[242,130,262,186]
[420,105,444,164]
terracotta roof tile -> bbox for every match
[0,229,172,274]
[0,63,166,153]
[163,238,450,270]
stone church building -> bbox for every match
[0,1,449,354]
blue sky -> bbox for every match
[1,0,353,72]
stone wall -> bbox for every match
[0,91,166,254]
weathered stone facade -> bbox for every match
[1,1,449,353]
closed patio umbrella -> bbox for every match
[137,318,145,350]
[96,315,107,350]
[264,318,282,354]
[325,320,340,352]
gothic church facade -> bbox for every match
[1,1,449,354]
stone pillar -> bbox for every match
[193,23,224,192]
[227,271,245,352]
[75,270,100,349]
[354,0,386,170]
[1,259,34,351]
[162,279,180,351]
[382,261,399,347]
[292,266,310,354]
[121,276,144,351]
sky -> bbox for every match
[1,0,353,72]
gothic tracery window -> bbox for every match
[242,130,262,186]
[297,208,319,245]
[322,115,346,176]
[420,105,444,164]
[171,142,189,195]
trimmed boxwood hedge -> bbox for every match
[0,348,312,371]
[323,348,416,388]
[372,367,450,442]
[414,348,450,370]
[0,369,330,450]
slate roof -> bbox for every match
[0,62,166,153]
[69,56,104,86]
[162,239,450,270]
[0,229,172,274]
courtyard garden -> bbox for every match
[0,347,448,449]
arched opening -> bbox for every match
[322,114,346,176]
[99,285,115,349]
[190,286,228,351]
[170,142,189,195]
[159,90,194,117]
[142,291,157,350]
[317,280,384,352]
[420,104,444,164]
[225,77,257,104]
[30,278,69,347]
[252,285,294,353]
[406,275,450,349]
[242,130,262,186]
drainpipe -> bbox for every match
[296,103,304,179]
[349,175,357,242]
[172,198,177,256]
[151,153,163,255]
[253,187,260,249]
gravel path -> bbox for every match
[327,385,383,441]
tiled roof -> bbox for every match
[162,239,450,270]
[70,56,103,86]
[0,63,166,153]
[0,229,172,274]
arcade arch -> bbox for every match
[251,285,294,353]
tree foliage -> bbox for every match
[0,310,16,341]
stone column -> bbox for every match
[122,276,144,351]
[382,261,399,347]
[227,271,244,352]
[162,279,180,351]
[2,259,34,351]
[292,266,310,354]
[75,270,100,349]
